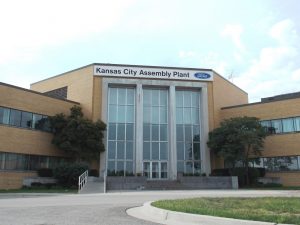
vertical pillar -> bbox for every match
[200,86,211,175]
[100,79,108,178]
[135,83,143,174]
[169,85,177,180]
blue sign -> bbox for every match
[194,72,211,79]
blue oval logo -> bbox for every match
[194,72,211,79]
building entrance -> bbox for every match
[143,161,168,179]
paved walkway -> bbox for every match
[0,190,299,225]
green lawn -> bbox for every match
[0,186,77,193]
[152,197,300,225]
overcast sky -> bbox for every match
[0,0,299,102]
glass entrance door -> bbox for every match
[143,161,168,179]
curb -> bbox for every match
[126,201,293,225]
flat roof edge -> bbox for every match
[0,82,80,105]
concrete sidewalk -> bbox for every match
[127,201,293,225]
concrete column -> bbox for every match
[99,79,108,178]
[135,83,143,174]
[200,86,211,175]
[169,85,177,180]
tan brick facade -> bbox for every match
[221,99,300,186]
[1,64,299,188]
[0,83,79,189]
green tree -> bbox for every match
[49,105,106,161]
[207,116,267,184]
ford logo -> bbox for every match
[194,72,211,79]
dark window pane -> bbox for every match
[32,114,43,129]
[176,125,184,141]
[152,124,159,141]
[160,142,168,160]
[21,112,32,128]
[193,126,200,141]
[185,162,193,173]
[0,107,10,124]
[185,142,193,160]
[108,141,116,160]
[193,143,201,160]
[143,124,150,141]
[160,125,168,141]
[177,161,184,173]
[108,124,116,140]
[117,124,125,140]
[29,155,40,170]
[116,141,125,160]
[9,109,21,127]
[125,161,133,176]
[126,142,133,160]
[194,161,201,174]
[185,125,192,142]
[116,161,124,175]
[126,124,134,141]
[151,142,159,160]
[143,142,150,160]
[107,161,115,175]
[176,142,184,160]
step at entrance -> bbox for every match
[145,180,183,190]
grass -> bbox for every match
[0,186,77,193]
[152,197,300,225]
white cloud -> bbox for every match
[221,24,245,52]
[0,0,135,64]
[269,19,298,45]
[234,19,300,102]
[292,68,300,81]
[178,51,197,59]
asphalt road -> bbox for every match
[0,190,299,225]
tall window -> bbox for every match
[107,87,135,176]
[176,90,201,175]
[0,107,10,124]
[143,89,168,179]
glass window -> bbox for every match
[126,124,134,141]
[107,87,135,176]
[107,161,115,175]
[126,105,134,123]
[32,114,43,129]
[118,89,126,105]
[176,90,201,175]
[127,89,135,105]
[160,142,168,160]
[108,141,116,159]
[21,111,32,128]
[295,117,300,132]
[117,124,125,140]
[108,124,116,140]
[109,88,118,105]
[177,142,184,160]
[116,161,124,174]
[177,161,184,173]
[108,105,117,123]
[282,118,294,133]
[0,107,10,124]
[160,125,168,141]
[143,142,150,160]
[116,141,125,160]
[29,155,40,170]
[9,109,21,127]
[152,142,159,160]
[126,161,133,175]
[0,152,5,169]
[126,142,133,160]
[143,124,150,141]
[271,120,282,134]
